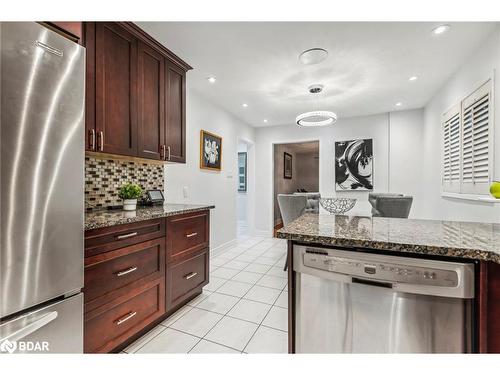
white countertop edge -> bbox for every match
[441,192,500,203]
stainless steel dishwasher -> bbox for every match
[293,245,475,353]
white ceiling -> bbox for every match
[137,22,498,128]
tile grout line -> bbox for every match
[196,237,282,353]
[128,236,286,354]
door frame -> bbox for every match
[270,139,321,236]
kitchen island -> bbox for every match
[277,214,500,353]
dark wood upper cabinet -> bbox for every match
[137,42,165,160]
[83,22,191,162]
[95,22,138,157]
[165,61,186,163]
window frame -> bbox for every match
[441,79,494,196]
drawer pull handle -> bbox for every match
[117,232,138,240]
[115,311,137,325]
[116,266,138,277]
[184,272,198,280]
[186,232,198,238]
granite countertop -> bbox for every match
[277,213,500,264]
[85,203,215,231]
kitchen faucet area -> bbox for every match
[1,0,500,373]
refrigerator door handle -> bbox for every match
[0,311,58,343]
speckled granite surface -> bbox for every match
[85,203,215,231]
[277,213,500,264]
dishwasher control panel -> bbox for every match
[303,250,459,287]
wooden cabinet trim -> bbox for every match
[118,22,192,72]
[40,22,83,43]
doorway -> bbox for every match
[273,141,319,235]
[237,138,254,238]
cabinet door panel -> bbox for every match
[95,22,138,156]
[84,22,96,151]
[137,42,164,160]
[165,62,186,163]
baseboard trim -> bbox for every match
[210,238,238,256]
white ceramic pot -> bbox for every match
[123,199,137,211]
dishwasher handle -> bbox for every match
[352,277,393,289]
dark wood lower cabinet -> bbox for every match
[478,261,500,353]
[84,211,210,353]
[84,278,165,353]
[166,249,209,312]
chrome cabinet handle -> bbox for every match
[184,272,198,280]
[167,146,171,161]
[186,232,198,238]
[89,129,96,151]
[116,266,138,277]
[116,232,138,240]
[97,130,104,151]
[160,144,165,160]
[115,311,137,325]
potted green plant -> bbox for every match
[118,183,143,211]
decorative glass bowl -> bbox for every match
[319,198,357,214]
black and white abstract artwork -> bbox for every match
[200,130,222,171]
[335,139,373,190]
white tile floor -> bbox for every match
[124,235,288,354]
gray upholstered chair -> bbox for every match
[293,192,321,214]
[277,194,307,271]
[368,193,413,218]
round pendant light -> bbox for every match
[296,110,337,127]
[296,84,337,127]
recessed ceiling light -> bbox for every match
[299,48,329,65]
[242,103,248,108]
[263,119,268,123]
[432,24,450,35]
[395,102,403,107]
[409,76,418,81]
[207,76,216,83]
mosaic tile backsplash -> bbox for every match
[85,156,164,209]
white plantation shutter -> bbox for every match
[461,81,492,194]
[442,105,461,193]
[442,80,493,196]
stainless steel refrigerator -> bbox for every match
[0,22,84,354]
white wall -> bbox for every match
[421,27,500,223]
[254,110,424,235]
[165,89,255,249]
